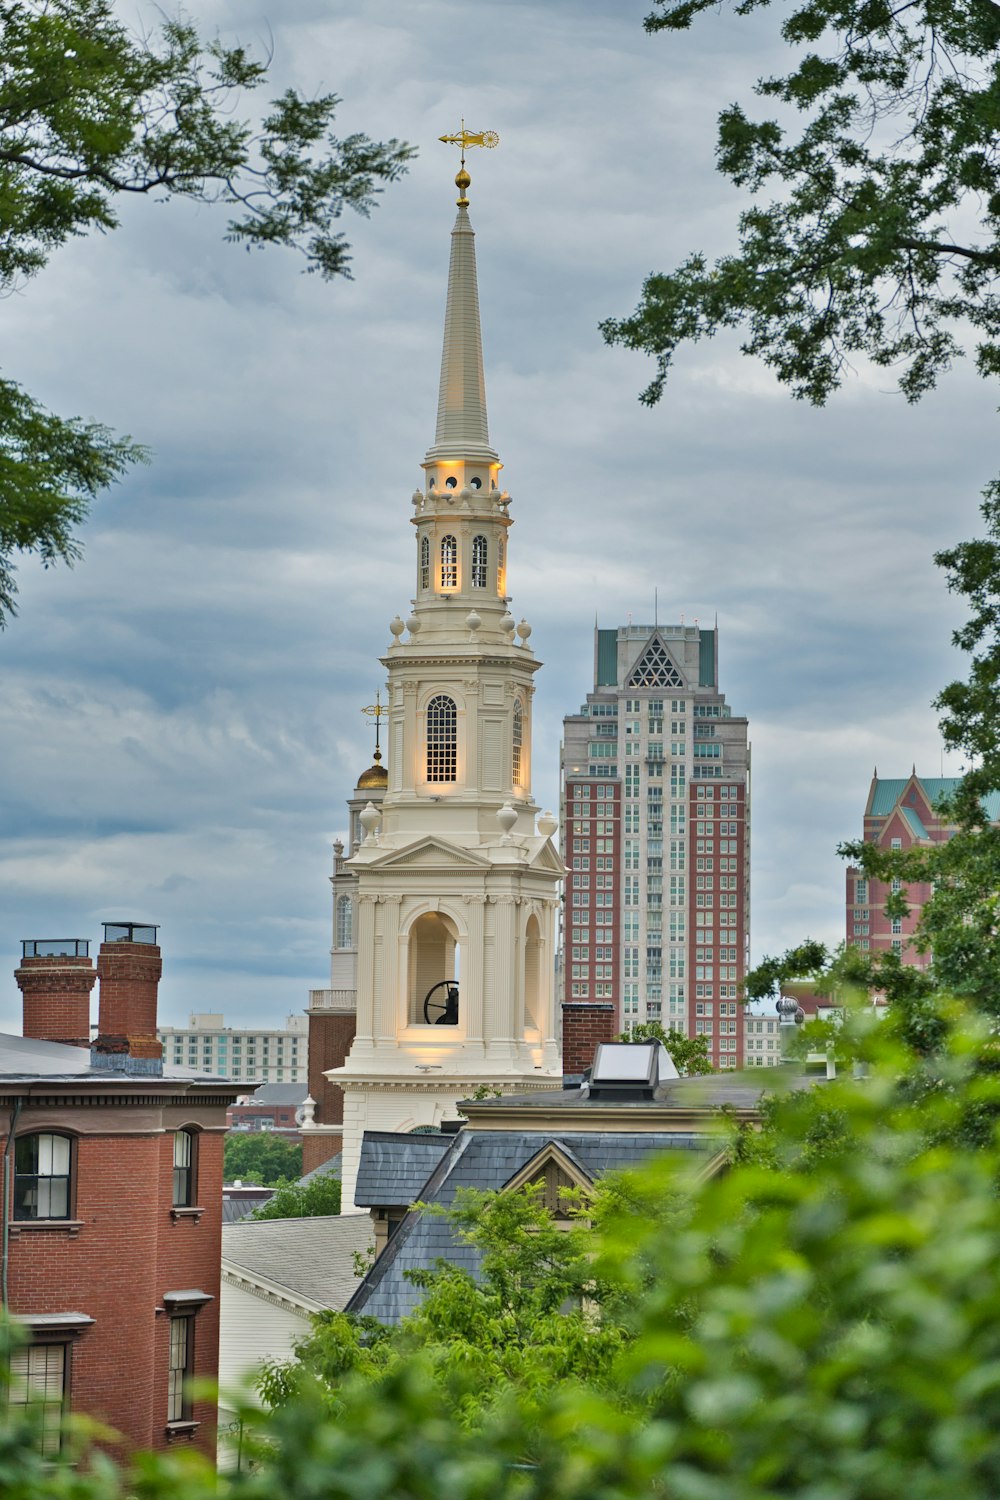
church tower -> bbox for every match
[331,154,564,1208]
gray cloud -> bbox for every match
[0,0,989,1027]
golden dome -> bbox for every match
[357,748,388,790]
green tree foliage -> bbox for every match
[838,484,1000,1016]
[223,1132,302,1186]
[602,0,1000,409]
[11,1014,1000,1500]
[593,0,1000,1026]
[600,0,1000,1032]
[256,1182,633,1443]
[615,1020,714,1074]
[250,1171,341,1221]
[556,1021,1000,1500]
[0,383,145,631]
[741,483,1000,1020]
[0,0,414,622]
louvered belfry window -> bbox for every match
[440,535,458,589]
[472,535,488,588]
[426,695,457,782]
[512,699,523,784]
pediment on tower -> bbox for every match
[363,835,492,872]
[526,838,566,874]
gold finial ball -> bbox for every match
[455,167,471,190]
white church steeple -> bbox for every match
[329,149,564,1209]
[425,177,497,465]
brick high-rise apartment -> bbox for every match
[560,624,750,1069]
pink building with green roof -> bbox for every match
[844,772,993,966]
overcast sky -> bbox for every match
[0,0,991,1031]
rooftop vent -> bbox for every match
[102,922,158,945]
[586,1041,679,1100]
[21,939,89,959]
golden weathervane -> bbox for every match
[438,120,499,205]
[361,690,387,763]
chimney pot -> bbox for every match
[561,1001,617,1079]
[94,922,163,1062]
[16,941,95,1048]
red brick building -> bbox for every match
[844,773,978,965]
[3,924,241,1459]
[297,756,383,1175]
[226,1083,307,1136]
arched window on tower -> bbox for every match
[426,695,457,782]
[524,914,542,1031]
[497,538,506,595]
[472,535,488,588]
[420,535,430,590]
[336,895,353,949]
[512,698,523,786]
[440,535,457,590]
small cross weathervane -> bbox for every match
[361,691,387,754]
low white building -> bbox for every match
[157,1012,308,1084]
[218,1213,374,1459]
[742,999,783,1067]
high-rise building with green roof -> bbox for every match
[560,623,750,1069]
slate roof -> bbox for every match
[299,1153,343,1186]
[354,1131,455,1207]
[473,1066,817,1113]
[348,1128,713,1326]
[222,1187,275,1224]
[222,1214,374,1311]
[244,1082,310,1106]
[0,1031,234,1086]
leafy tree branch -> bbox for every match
[602,0,1000,406]
[0,0,414,622]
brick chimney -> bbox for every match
[16,940,96,1048]
[300,992,357,1175]
[93,922,163,1063]
[562,1001,617,1079]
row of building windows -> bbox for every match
[9,1129,201,1222]
[12,1308,199,1456]
[419,533,504,593]
[172,1040,297,1058]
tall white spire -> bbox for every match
[425,186,498,465]
[328,150,564,1210]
